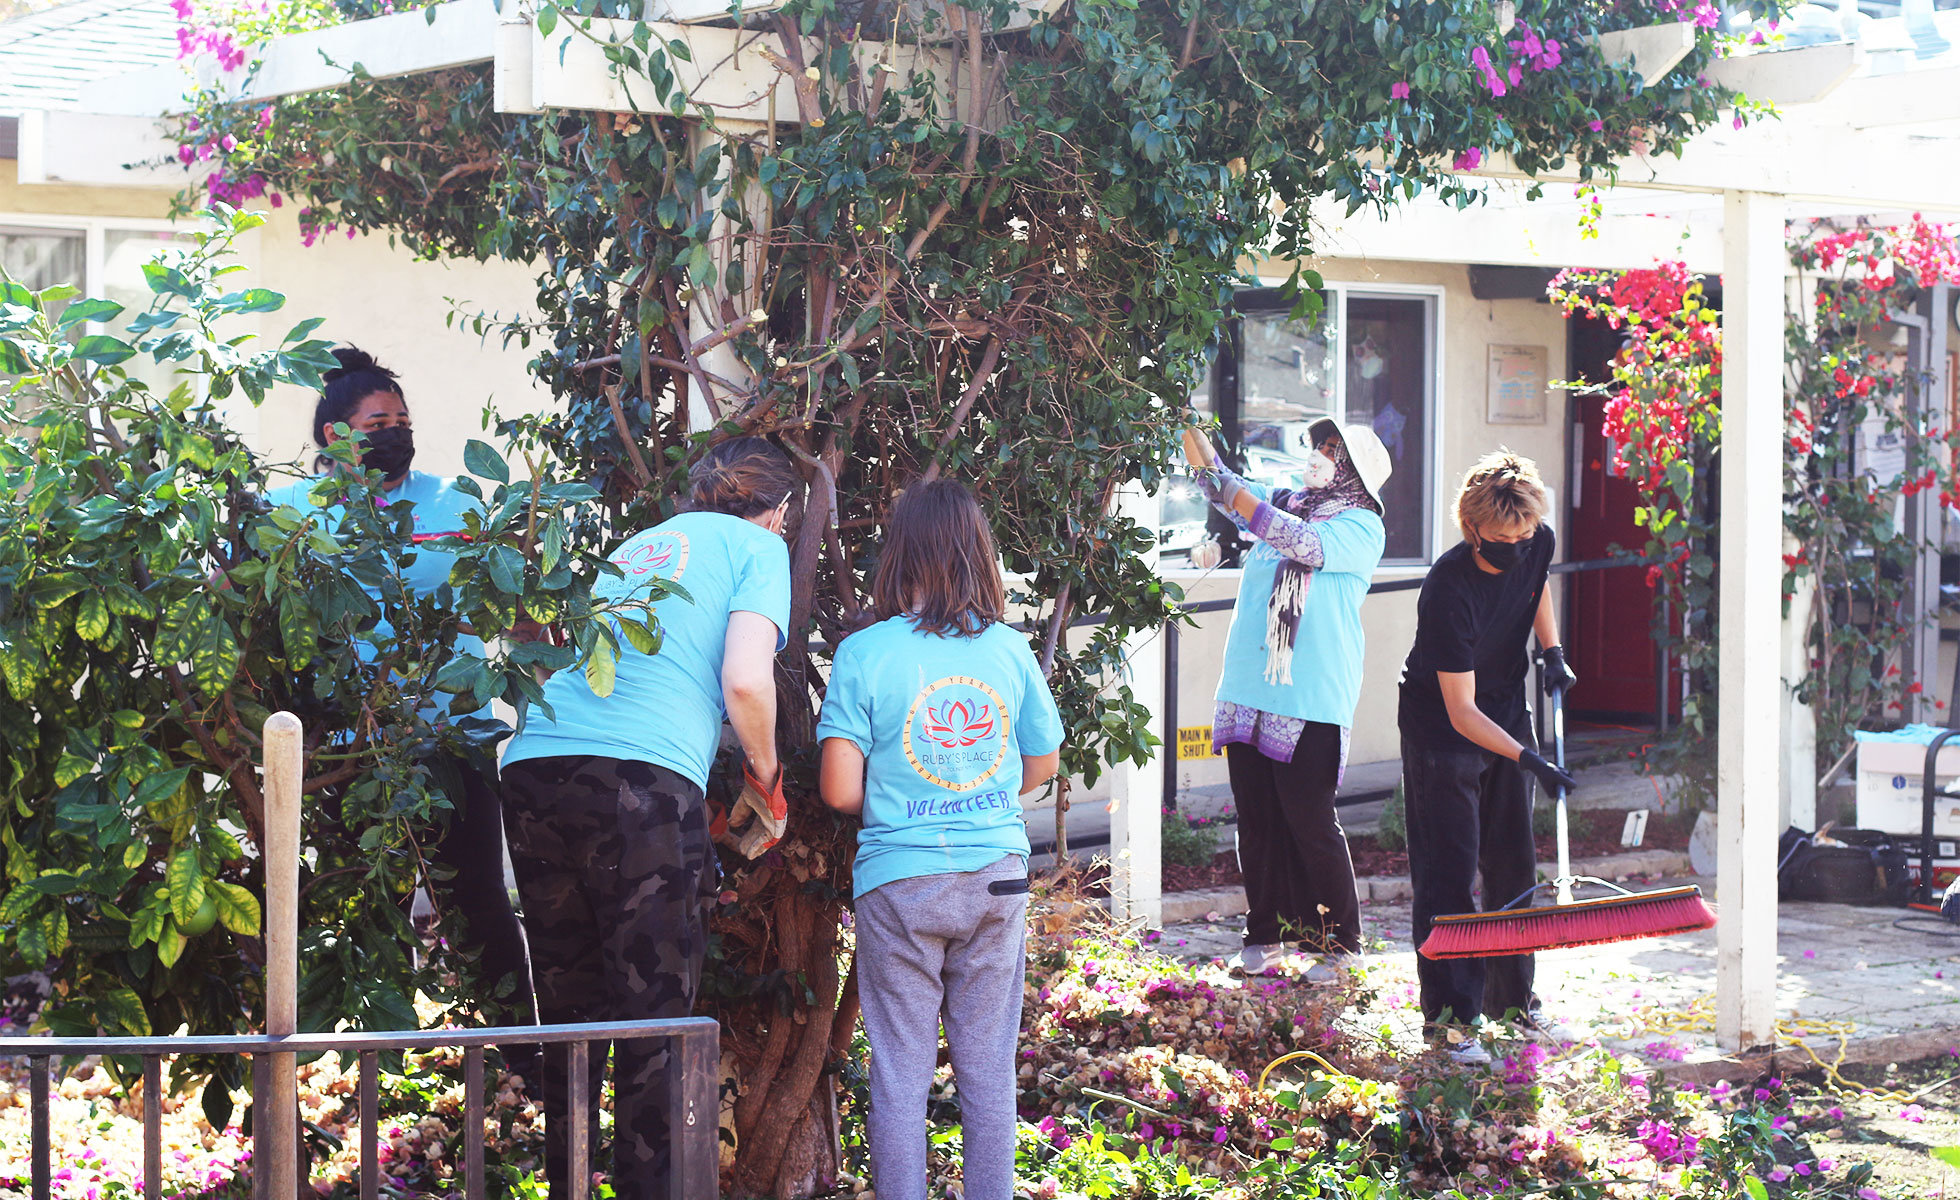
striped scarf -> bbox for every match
[1263,448,1376,687]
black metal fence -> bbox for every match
[0,1017,719,1200]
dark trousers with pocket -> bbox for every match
[500,756,717,1200]
[1226,722,1361,954]
[1402,719,1539,1028]
[428,753,535,1023]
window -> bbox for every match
[1165,285,1439,566]
[1,221,189,396]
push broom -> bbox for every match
[1418,670,1716,960]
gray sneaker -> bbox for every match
[1229,943,1294,976]
[1446,1040,1493,1067]
[1299,954,1356,986]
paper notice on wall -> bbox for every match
[1858,410,1907,487]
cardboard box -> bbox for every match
[1856,738,1960,838]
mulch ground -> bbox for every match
[1161,808,1695,892]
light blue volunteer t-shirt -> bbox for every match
[265,468,488,720]
[1214,496,1385,728]
[502,511,791,790]
[815,616,1065,898]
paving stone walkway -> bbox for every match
[1158,870,1960,1080]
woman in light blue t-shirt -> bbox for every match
[1184,418,1391,981]
[818,480,1063,1200]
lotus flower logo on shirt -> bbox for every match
[922,700,995,748]
[904,676,1010,792]
[612,532,690,582]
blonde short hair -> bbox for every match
[1453,450,1549,538]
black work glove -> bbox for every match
[1538,644,1579,695]
[1518,749,1577,796]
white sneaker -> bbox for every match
[1229,943,1293,976]
[1446,1040,1493,1067]
[1522,1017,1585,1045]
[1299,954,1356,986]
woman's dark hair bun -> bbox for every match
[324,346,386,383]
[687,436,801,518]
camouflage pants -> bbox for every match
[500,756,716,1200]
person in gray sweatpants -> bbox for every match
[856,855,1030,1200]
[817,480,1066,1200]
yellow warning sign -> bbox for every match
[1177,726,1219,760]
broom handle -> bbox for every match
[1551,677,1574,905]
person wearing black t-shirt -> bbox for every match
[1399,451,1579,1066]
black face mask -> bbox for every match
[1476,536,1526,573]
[362,426,415,480]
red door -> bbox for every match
[1564,313,1667,722]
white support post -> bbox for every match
[1108,482,1164,927]
[1716,190,1785,1051]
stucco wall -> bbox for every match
[1,163,554,480]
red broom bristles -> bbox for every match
[1419,886,1716,959]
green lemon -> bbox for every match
[181,892,219,937]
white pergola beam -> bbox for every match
[74,0,499,117]
[14,109,184,189]
[1591,21,1694,88]
[1716,188,1784,1052]
[1704,41,1865,106]
[1808,61,1960,128]
[1472,118,1960,216]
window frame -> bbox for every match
[1163,279,1446,575]
[0,210,186,326]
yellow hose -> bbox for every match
[1633,995,1915,1104]
[1258,1049,1351,1092]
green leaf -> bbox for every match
[1742,1178,1768,1200]
[71,334,137,365]
[463,439,511,484]
[209,881,260,936]
[75,592,110,642]
[536,3,557,36]
[155,919,187,969]
[101,985,151,1036]
[485,544,526,595]
[1932,1147,1960,1168]
[166,846,205,925]
[123,841,148,869]
[54,298,124,330]
[619,617,661,655]
[584,635,618,697]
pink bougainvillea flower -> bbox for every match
[1390,81,1410,99]
[1588,119,1604,133]
[1902,1103,1928,1121]
[1212,1125,1230,1145]
[1453,148,1485,171]
[1802,949,1816,959]
[1768,1168,1789,1183]
[1469,45,1506,97]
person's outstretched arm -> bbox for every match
[1438,670,1575,794]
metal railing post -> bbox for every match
[262,712,303,1198]
[672,1027,720,1200]
[30,1055,48,1200]
[1161,618,1181,813]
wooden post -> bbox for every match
[1108,481,1164,927]
[1716,190,1783,1050]
[261,712,303,1195]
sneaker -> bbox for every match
[1446,1040,1493,1067]
[1518,1015,1585,1045]
[1229,943,1294,976]
[1298,954,1357,985]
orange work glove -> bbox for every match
[730,763,789,858]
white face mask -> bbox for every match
[1301,447,1338,488]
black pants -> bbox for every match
[1226,723,1361,954]
[1401,721,1539,1028]
[501,756,717,1200]
[427,753,535,1025]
